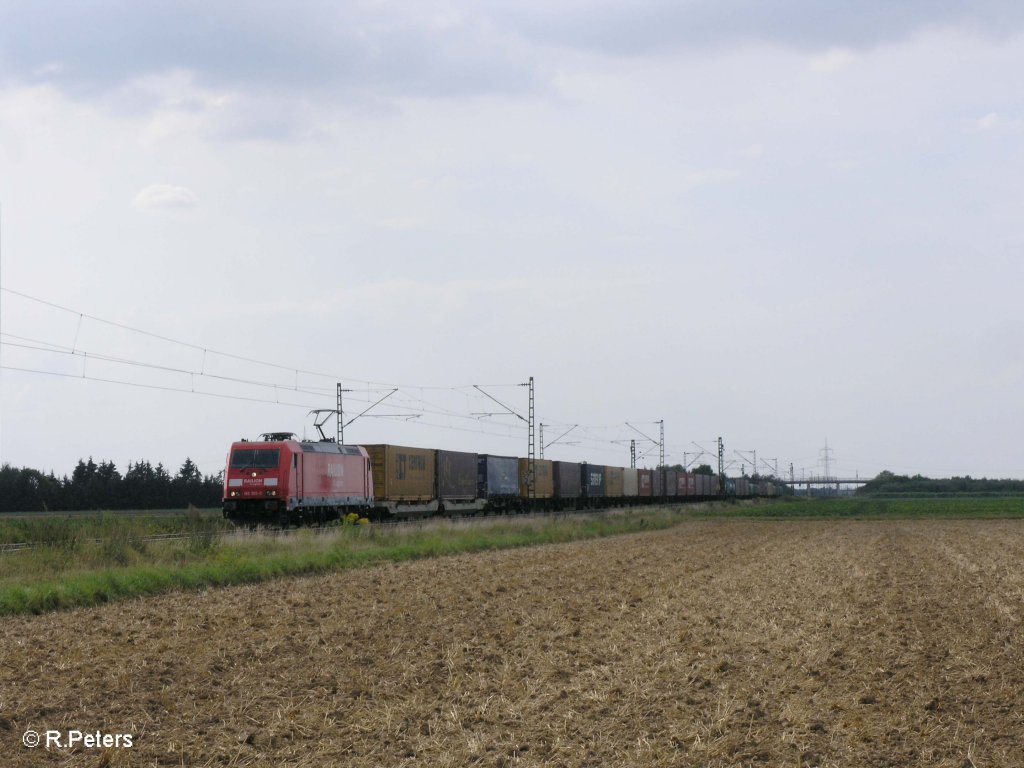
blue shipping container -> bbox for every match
[478,455,520,498]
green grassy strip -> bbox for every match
[0,509,683,616]
[0,509,229,546]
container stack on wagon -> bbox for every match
[605,466,624,499]
[553,461,581,507]
[437,450,481,514]
[652,469,664,498]
[519,458,555,508]
[364,444,436,516]
[623,468,639,497]
[580,463,606,507]
[664,469,678,500]
[638,468,653,497]
[478,455,520,512]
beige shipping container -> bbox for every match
[605,465,624,497]
[623,467,639,497]
[363,444,435,501]
[519,458,554,498]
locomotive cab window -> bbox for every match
[230,449,281,469]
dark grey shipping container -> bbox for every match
[477,454,519,498]
[552,461,581,499]
[437,450,477,501]
[664,470,678,498]
[580,463,606,498]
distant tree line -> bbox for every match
[662,463,716,475]
[0,458,223,512]
[856,470,1024,496]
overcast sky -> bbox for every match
[1,1,1022,481]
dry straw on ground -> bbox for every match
[2,518,1023,766]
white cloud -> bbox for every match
[976,111,1000,130]
[973,111,1024,132]
[809,47,855,73]
[132,184,198,211]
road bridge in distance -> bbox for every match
[781,476,870,490]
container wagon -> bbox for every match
[437,449,483,514]
[605,465,624,499]
[664,470,678,500]
[580,463,606,507]
[478,454,520,511]
[623,468,639,499]
[519,458,555,507]
[363,444,437,517]
[552,461,582,509]
[638,468,653,497]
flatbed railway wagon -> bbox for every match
[606,465,625,501]
[623,467,639,499]
[437,449,483,515]
[364,444,438,517]
[478,454,520,512]
[519,458,555,510]
[552,461,582,510]
[664,469,678,501]
[638,468,653,498]
[580,463,607,508]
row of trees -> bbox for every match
[0,458,223,512]
[856,470,1024,496]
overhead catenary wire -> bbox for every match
[3,336,337,398]
[2,355,721,465]
[1,290,540,424]
[1,285,758,465]
[1,287,526,392]
[2,293,650,434]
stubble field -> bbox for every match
[2,517,1023,767]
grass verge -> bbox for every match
[0,508,229,547]
[0,507,687,616]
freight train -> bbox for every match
[221,433,780,525]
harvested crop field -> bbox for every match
[3,518,1024,767]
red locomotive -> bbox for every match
[222,432,372,525]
